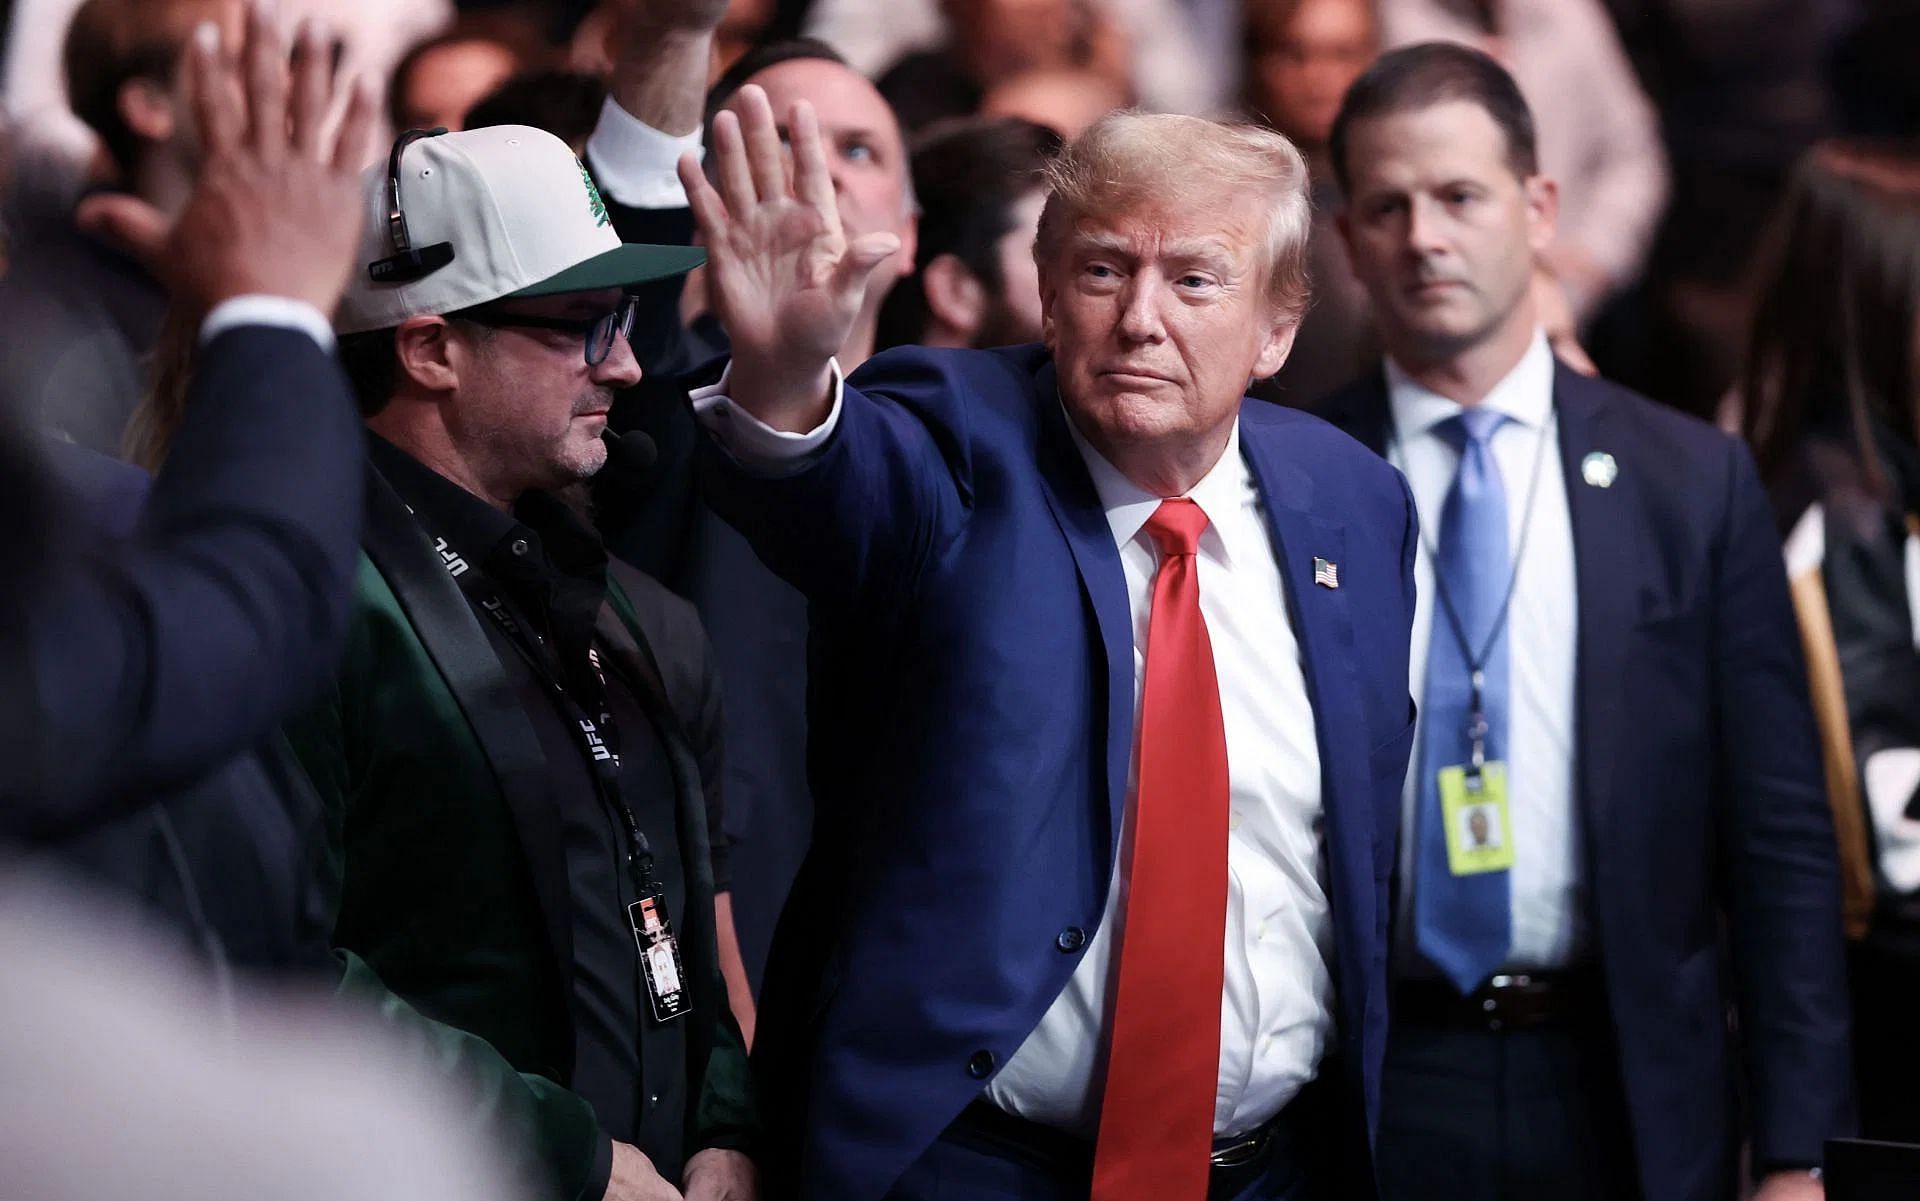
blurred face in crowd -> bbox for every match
[925,185,1048,348]
[395,38,520,132]
[729,59,918,290]
[1041,193,1296,483]
[400,288,641,500]
[1248,0,1375,152]
[943,0,1075,81]
[712,0,774,77]
[987,188,1048,344]
[979,68,1129,140]
[1336,99,1555,369]
[111,0,244,164]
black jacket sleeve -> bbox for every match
[1713,442,1858,1167]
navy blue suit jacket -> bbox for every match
[1319,363,1856,1198]
[699,344,1420,1200]
[30,440,337,974]
[1,325,363,836]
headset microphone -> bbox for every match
[601,428,658,472]
[366,128,457,285]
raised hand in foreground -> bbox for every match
[77,3,375,319]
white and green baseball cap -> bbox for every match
[335,124,705,335]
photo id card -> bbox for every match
[629,890,689,1023]
[1437,761,1516,877]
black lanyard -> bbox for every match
[437,532,660,895]
[1386,403,1556,774]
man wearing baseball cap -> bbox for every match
[282,122,757,1201]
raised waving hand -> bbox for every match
[675,84,900,432]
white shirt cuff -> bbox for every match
[585,96,704,209]
[1865,747,1920,894]
[199,296,335,352]
[690,360,844,473]
[1904,532,1920,649]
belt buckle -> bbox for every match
[1480,974,1541,1030]
[1209,1126,1272,1169]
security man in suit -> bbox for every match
[1316,43,1854,1201]
[282,124,755,1201]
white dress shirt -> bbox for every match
[583,99,703,211]
[1387,331,1586,970]
[693,382,1334,1139]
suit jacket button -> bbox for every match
[1056,926,1087,952]
[967,1050,996,1079]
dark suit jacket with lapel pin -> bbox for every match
[1319,360,1856,1199]
[697,343,1420,1201]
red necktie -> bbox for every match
[1092,498,1231,1201]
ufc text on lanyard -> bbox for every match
[430,528,690,1024]
[1388,404,1556,878]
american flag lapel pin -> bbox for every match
[1313,557,1340,589]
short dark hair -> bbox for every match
[1327,41,1537,194]
[466,70,608,151]
[337,328,402,419]
[705,37,850,127]
[386,12,548,134]
[876,117,1061,350]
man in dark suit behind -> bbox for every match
[578,5,922,1004]
[1316,42,1854,1201]
[677,85,1419,1200]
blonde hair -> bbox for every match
[1034,109,1314,321]
[123,305,200,471]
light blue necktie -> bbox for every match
[1414,409,1513,994]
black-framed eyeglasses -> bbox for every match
[454,294,640,366]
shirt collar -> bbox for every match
[368,434,609,593]
[1061,404,1249,566]
[369,433,523,564]
[1384,329,1556,443]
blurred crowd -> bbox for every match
[3,0,1920,1198]
[10,0,1914,426]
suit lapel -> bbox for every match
[1323,370,1393,458]
[1239,421,1376,981]
[1032,368,1137,867]
[361,465,575,979]
[1554,365,1635,835]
